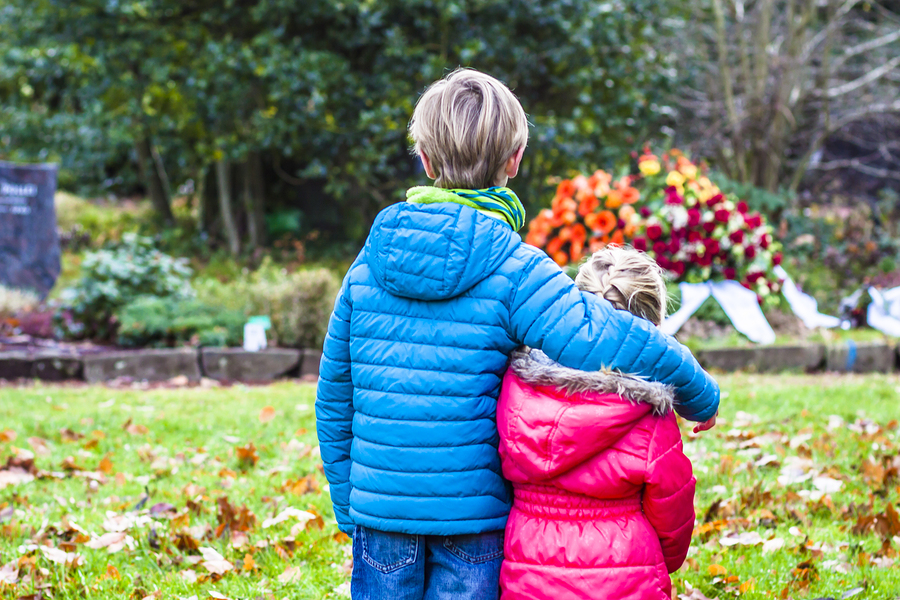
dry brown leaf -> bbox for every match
[259,406,276,423]
[199,547,233,575]
[59,428,84,442]
[103,564,120,580]
[85,531,128,552]
[126,423,149,436]
[0,560,18,584]
[707,564,727,576]
[27,437,50,456]
[39,546,83,566]
[180,568,199,583]
[277,565,303,583]
[98,455,114,474]
[235,443,259,467]
[208,592,233,600]
[240,552,256,572]
[0,429,16,443]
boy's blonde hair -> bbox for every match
[575,246,668,326]
[409,68,528,189]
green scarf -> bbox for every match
[407,186,526,232]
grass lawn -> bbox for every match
[1,374,899,599]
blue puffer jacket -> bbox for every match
[316,201,718,536]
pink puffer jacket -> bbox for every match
[498,349,696,600]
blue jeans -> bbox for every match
[351,526,504,600]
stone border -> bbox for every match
[0,342,897,383]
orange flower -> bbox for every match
[618,205,636,222]
[570,246,584,263]
[620,187,640,204]
[553,251,569,266]
[562,210,577,224]
[546,237,564,257]
[605,190,623,209]
[610,230,625,246]
[577,194,599,216]
[556,179,575,199]
[588,170,612,197]
[595,210,617,234]
[584,212,599,230]
[589,237,605,253]
[558,226,572,242]
[571,224,587,243]
[572,174,591,193]
[623,222,637,237]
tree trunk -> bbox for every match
[248,151,267,245]
[215,159,241,256]
[135,136,174,225]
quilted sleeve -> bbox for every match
[643,417,696,573]
[315,272,355,535]
[509,249,719,421]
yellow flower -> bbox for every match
[639,159,661,176]
[679,163,698,180]
[666,170,685,187]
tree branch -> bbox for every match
[826,55,900,98]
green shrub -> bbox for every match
[195,259,340,349]
[56,233,193,340]
[0,286,40,319]
[116,296,244,348]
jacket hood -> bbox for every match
[365,201,520,301]
[499,349,676,479]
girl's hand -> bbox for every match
[692,413,717,434]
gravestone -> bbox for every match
[0,161,60,298]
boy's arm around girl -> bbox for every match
[315,237,719,535]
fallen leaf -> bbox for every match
[762,538,785,555]
[235,443,259,467]
[707,564,727,576]
[0,560,18,584]
[277,565,303,583]
[262,507,317,529]
[199,547,233,575]
[39,546,83,566]
[180,569,198,583]
[85,531,128,553]
[208,592,232,600]
[259,406,276,423]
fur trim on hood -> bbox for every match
[509,348,675,415]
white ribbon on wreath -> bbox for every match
[661,266,842,344]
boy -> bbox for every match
[316,68,718,600]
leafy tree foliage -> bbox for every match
[0,0,684,248]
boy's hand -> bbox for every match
[692,413,717,434]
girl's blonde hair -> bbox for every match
[409,68,528,189]
[574,246,667,326]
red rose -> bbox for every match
[745,245,756,259]
[656,255,671,269]
[760,234,770,249]
[688,209,701,227]
[747,271,763,283]
[724,267,737,279]
[773,252,782,266]
[715,209,730,223]
[647,224,663,240]
[703,221,716,233]
[672,228,686,239]
[729,230,744,244]
[688,231,702,243]
[633,237,648,251]
[665,187,683,205]
[669,239,681,253]
[737,201,749,214]
[617,219,627,229]
[670,261,686,276]
[704,238,720,255]
[757,294,764,306]
[699,253,714,267]
[653,241,668,255]
[640,207,652,218]
[741,281,752,290]
[707,193,724,207]
[744,213,762,228]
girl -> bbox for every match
[498,246,696,600]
